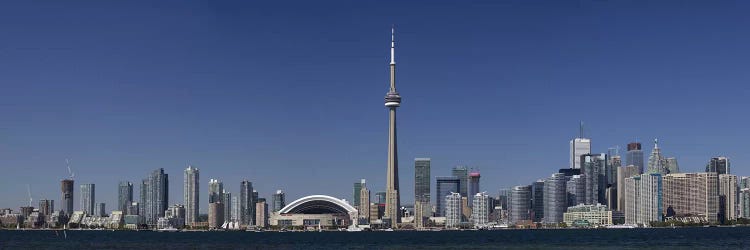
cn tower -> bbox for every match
[384,27,401,226]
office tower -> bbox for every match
[570,123,591,169]
[256,200,268,228]
[719,174,738,222]
[617,165,639,211]
[531,180,545,222]
[581,154,603,205]
[183,166,199,226]
[231,196,240,222]
[414,158,431,203]
[208,179,223,204]
[360,183,371,223]
[647,139,667,175]
[95,203,105,217]
[741,187,750,218]
[707,157,730,175]
[472,192,489,227]
[39,200,54,216]
[498,188,511,210]
[80,184,95,215]
[374,191,386,204]
[140,180,147,218]
[544,173,567,224]
[452,166,469,197]
[118,181,133,214]
[208,202,223,229]
[510,185,532,225]
[664,157,679,174]
[662,173,719,223]
[445,192,462,228]
[61,179,74,216]
[383,28,402,225]
[353,180,363,208]
[127,202,139,216]
[626,142,645,174]
[461,197,471,222]
[272,190,286,212]
[607,155,621,210]
[624,173,662,225]
[414,200,427,228]
[240,180,253,226]
[436,176,460,217]
[566,175,585,207]
[468,171,481,207]
[143,168,169,226]
[223,192,232,223]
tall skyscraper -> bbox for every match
[118,181,133,214]
[414,158,431,203]
[719,174,738,223]
[472,192,489,227]
[183,166,199,226]
[566,175,585,207]
[741,177,750,218]
[272,190,286,212]
[231,196,240,222]
[570,123,591,169]
[95,203,105,217]
[208,202,223,229]
[581,154,606,205]
[39,199,54,216]
[544,173,567,224]
[80,184,95,215]
[436,176,460,217]
[445,192,462,228]
[531,180,544,222]
[223,192,232,223]
[617,165,639,212]
[143,168,169,226]
[662,172,719,223]
[510,185,532,225]
[359,183,370,223]
[707,157,730,175]
[452,166,469,198]
[626,142,645,174]
[383,27,402,225]
[353,180,363,208]
[647,139,666,175]
[256,199,268,228]
[240,180,254,226]
[208,179,223,204]
[468,170,481,206]
[61,179,74,216]
[624,173,662,225]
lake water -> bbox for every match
[2,227,749,249]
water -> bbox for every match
[2,227,749,249]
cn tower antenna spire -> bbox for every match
[391,26,395,65]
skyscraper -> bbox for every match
[531,180,544,222]
[118,181,133,214]
[80,184,95,215]
[256,199,268,228]
[445,192,462,228]
[647,139,666,175]
[626,142,644,174]
[359,183,370,223]
[510,185,532,225]
[240,180,254,226]
[61,179,74,216]
[719,174,738,223]
[272,190,286,212]
[664,157,679,174]
[231,196,240,223]
[452,166,469,198]
[544,173,567,224]
[353,180,363,208]
[581,154,605,205]
[436,176,460,217]
[414,158,431,203]
[384,27,402,225]
[617,165,639,212]
[95,203,105,217]
[624,173,662,225]
[570,123,591,169]
[39,199,54,216]
[143,168,169,226]
[208,202,223,229]
[566,175,585,207]
[223,191,232,223]
[208,179,223,204]
[468,170,481,206]
[707,157,730,175]
[472,192,489,227]
[662,172,719,223]
[184,166,199,226]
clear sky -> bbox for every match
[2,1,750,212]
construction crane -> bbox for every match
[27,184,33,207]
[66,158,75,179]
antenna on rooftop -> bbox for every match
[27,184,33,207]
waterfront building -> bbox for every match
[414,201,429,228]
[39,199,54,216]
[570,123,591,169]
[272,190,286,212]
[61,179,74,216]
[510,185,532,225]
[183,166,199,226]
[80,184,95,215]
[231,196,240,222]
[707,157,730,175]
[740,187,750,218]
[472,192,489,227]
[208,202,223,229]
[359,182,370,223]
[118,181,133,214]
[383,28,402,225]
[544,173,567,224]
[95,203,105,217]
[256,199,268,228]
[566,175,585,207]
[662,172,719,223]
[270,195,358,228]
[143,168,169,226]
[436,176,460,217]
[452,166,469,198]
[624,173,662,225]
[445,192,462,228]
[719,174,738,222]
[415,158,431,204]
[617,165,639,212]
[223,192,232,223]
[240,180,253,226]
[164,204,186,228]
[563,203,616,227]
[531,180,545,222]
[468,171,481,207]
[626,142,645,174]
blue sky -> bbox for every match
[1,1,750,211]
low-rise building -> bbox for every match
[563,204,615,227]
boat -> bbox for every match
[384,228,394,232]
[157,227,179,232]
[606,225,635,229]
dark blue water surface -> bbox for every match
[2,227,750,249]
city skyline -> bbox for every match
[4,1,750,211]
